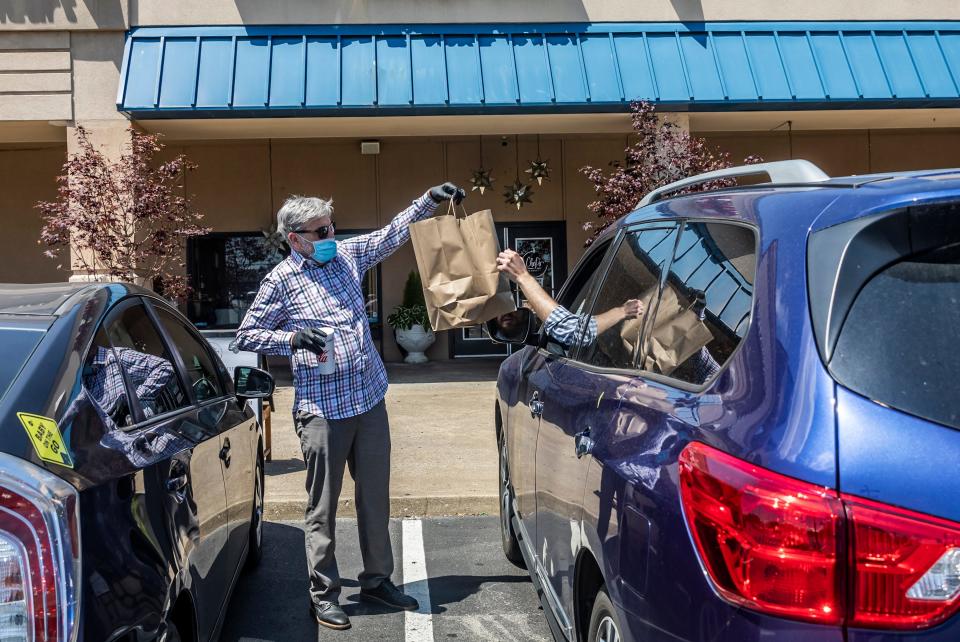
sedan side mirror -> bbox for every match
[486,308,537,346]
[234,366,275,400]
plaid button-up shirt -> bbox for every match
[236,193,438,420]
[543,306,598,348]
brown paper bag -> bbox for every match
[621,286,713,375]
[409,202,516,331]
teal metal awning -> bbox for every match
[118,22,960,118]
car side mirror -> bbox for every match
[486,308,537,346]
[234,366,275,400]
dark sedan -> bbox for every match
[0,282,273,642]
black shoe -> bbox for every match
[359,578,420,611]
[309,600,351,630]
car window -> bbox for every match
[641,221,757,386]
[830,243,960,430]
[153,307,225,403]
[579,226,678,369]
[0,326,43,401]
[101,302,189,420]
[542,239,612,358]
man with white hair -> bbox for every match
[236,183,464,630]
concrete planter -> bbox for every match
[395,324,435,364]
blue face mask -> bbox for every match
[299,236,338,264]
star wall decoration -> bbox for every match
[504,180,534,210]
[470,167,495,195]
[261,224,288,254]
[526,157,551,185]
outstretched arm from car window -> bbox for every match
[495,249,559,321]
[497,249,645,348]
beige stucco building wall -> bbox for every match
[0,143,66,283]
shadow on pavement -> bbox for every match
[341,596,397,617]
[265,457,305,475]
[223,522,312,640]
[349,574,532,615]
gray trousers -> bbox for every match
[294,400,392,603]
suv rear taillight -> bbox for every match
[846,497,960,628]
[0,453,81,642]
[679,442,960,630]
[678,441,843,624]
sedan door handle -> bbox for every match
[219,438,232,467]
[575,429,595,459]
[529,391,544,418]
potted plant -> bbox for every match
[387,271,435,364]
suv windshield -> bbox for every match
[831,243,960,429]
[0,326,45,400]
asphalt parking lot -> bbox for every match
[221,516,552,641]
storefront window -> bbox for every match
[187,234,282,329]
[186,232,380,329]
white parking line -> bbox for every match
[402,518,434,642]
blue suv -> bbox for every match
[492,161,960,642]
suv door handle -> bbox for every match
[575,429,595,459]
[219,438,232,467]
[529,391,544,418]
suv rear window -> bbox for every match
[831,243,960,429]
[0,327,44,400]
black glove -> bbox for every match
[291,328,327,354]
[429,182,466,205]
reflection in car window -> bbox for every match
[154,307,224,402]
[101,303,188,419]
[580,226,678,370]
[82,327,135,427]
[643,222,756,386]
[544,241,611,358]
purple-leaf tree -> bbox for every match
[38,126,210,301]
[580,101,762,246]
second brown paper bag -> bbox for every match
[409,203,516,331]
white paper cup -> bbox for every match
[316,326,336,375]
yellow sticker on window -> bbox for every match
[17,412,74,468]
